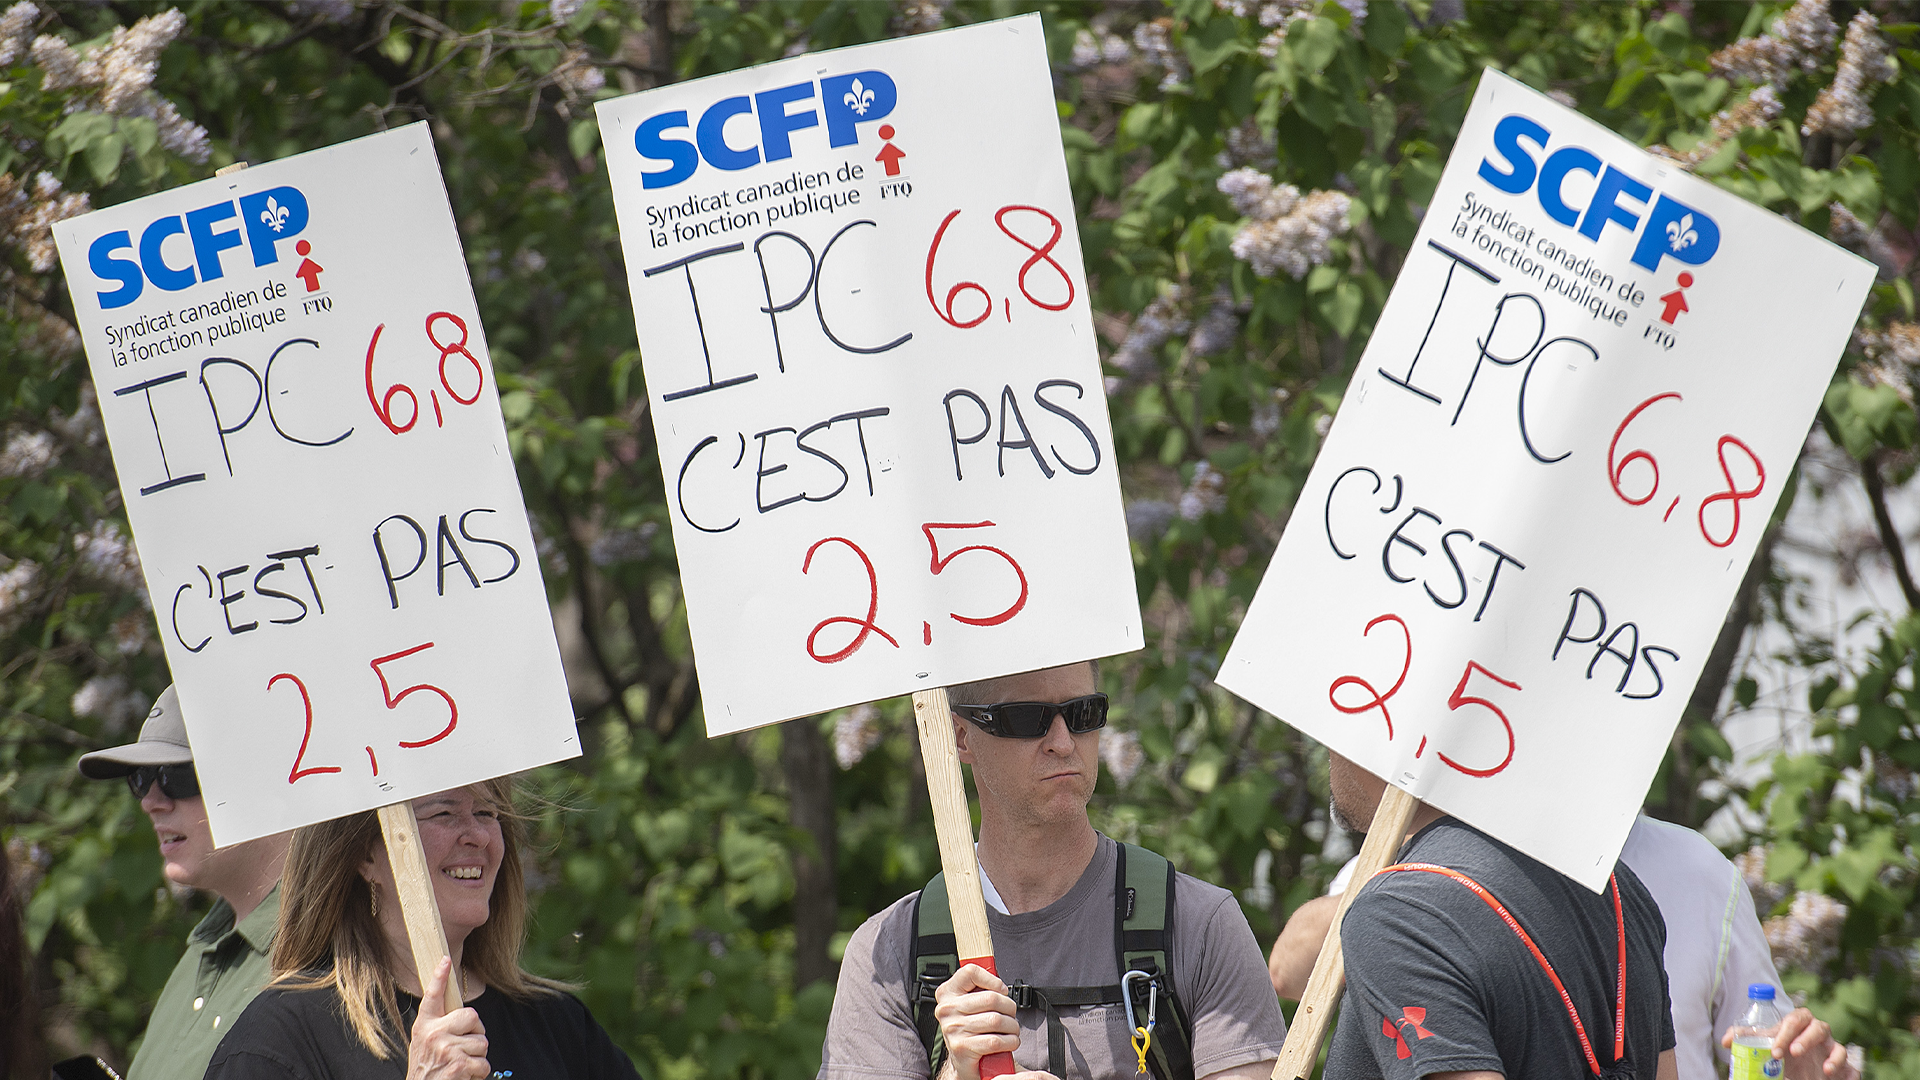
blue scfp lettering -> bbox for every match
[1478,114,1549,194]
[86,185,309,308]
[185,201,244,281]
[697,96,760,171]
[637,110,698,189]
[1577,164,1652,243]
[90,230,143,309]
[1632,193,1719,271]
[756,82,818,162]
[632,69,896,188]
[820,71,896,147]
[237,186,310,266]
[1476,111,1720,274]
[139,216,196,292]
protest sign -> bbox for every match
[1218,70,1874,892]
[53,124,578,849]
[595,13,1140,737]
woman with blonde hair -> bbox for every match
[205,778,638,1079]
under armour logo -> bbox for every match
[1380,1006,1433,1060]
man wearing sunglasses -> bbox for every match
[76,685,288,1080]
[821,662,1286,1080]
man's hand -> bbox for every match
[931,964,1055,1080]
[1720,1007,1856,1080]
[408,957,489,1080]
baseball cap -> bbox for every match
[77,685,190,779]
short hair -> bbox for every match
[946,658,1100,707]
[269,776,566,1058]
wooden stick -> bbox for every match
[377,802,462,1015]
[1271,785,1418,1080]
[912,688,1014,1080]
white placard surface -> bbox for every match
[53,124,577,846]
[597,14,1140,735]
[1219,71,1874,890]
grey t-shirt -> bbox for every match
[820,835,1287,1080]
[1326,819,1675,1079]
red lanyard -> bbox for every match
[1378,863,1625,1076]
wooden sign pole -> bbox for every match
[912,688,1015,1080]
[377,801,463,1015]
[1270,785,1417,1080]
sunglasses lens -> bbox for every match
[167,765,201,799]
[1005,704,1057,737]
[128,765,199,799]
[1064,695,1109,732]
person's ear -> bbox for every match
[360,842,384,882]
[952,712,976,765]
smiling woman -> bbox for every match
[202,778,641,1080]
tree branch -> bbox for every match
[1861,449,1920,610]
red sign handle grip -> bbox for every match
[960,955,1016,1079]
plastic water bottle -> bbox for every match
[1730,983,1784,1079]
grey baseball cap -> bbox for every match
[77,684,191,778]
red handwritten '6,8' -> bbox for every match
[365,311,485,434]
[1606,391,1766,548]
[924,206,1075,329]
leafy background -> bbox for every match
[3,0,1920,1076]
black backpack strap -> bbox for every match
[912,874,960,1077]
[1117,843,1195,1080]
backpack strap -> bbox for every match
[1116,843,1194,1080]
[1377,863,1625,1077]
[908,846,1196,1080]
[912,873,960,1077]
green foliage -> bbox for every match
[6,0,1920,1076]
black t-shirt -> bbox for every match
[203,981,642,1080]
[1325,819,1675,1080]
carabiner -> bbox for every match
[1123,970,1159,1076]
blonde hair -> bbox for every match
[268,776,568,1058]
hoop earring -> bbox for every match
[369,881,380,920]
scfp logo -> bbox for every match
[1478,113,1720,274]
[88,186,310,310]
[635,70,897,190]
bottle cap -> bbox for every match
[1748,984,1776,1000]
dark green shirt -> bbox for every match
[126,883,279,1080]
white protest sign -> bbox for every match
[53,124,577,847]
[1218,70,1873,891]
[596,14,1139,735]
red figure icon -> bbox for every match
[294,240,325,293]
[1658,271,1692,325]
[1381,1007,1434,1060]
[874,123,907,177]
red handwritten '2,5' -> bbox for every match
[801,537,899,663]
[1439,661,1521,777]
[270,671,341,784]
[1328,614,1411,738]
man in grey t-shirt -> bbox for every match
[819,663,1286,1080]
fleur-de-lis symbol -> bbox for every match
[261,196,291,232]
[844,78,876,116]
[1666,213,1698,252]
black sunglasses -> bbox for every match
[954,694,1109,739]
[127,763,199,800]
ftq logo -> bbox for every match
[634,69,897,189]
[86,186,310,310]
[1477,113,1720,275]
